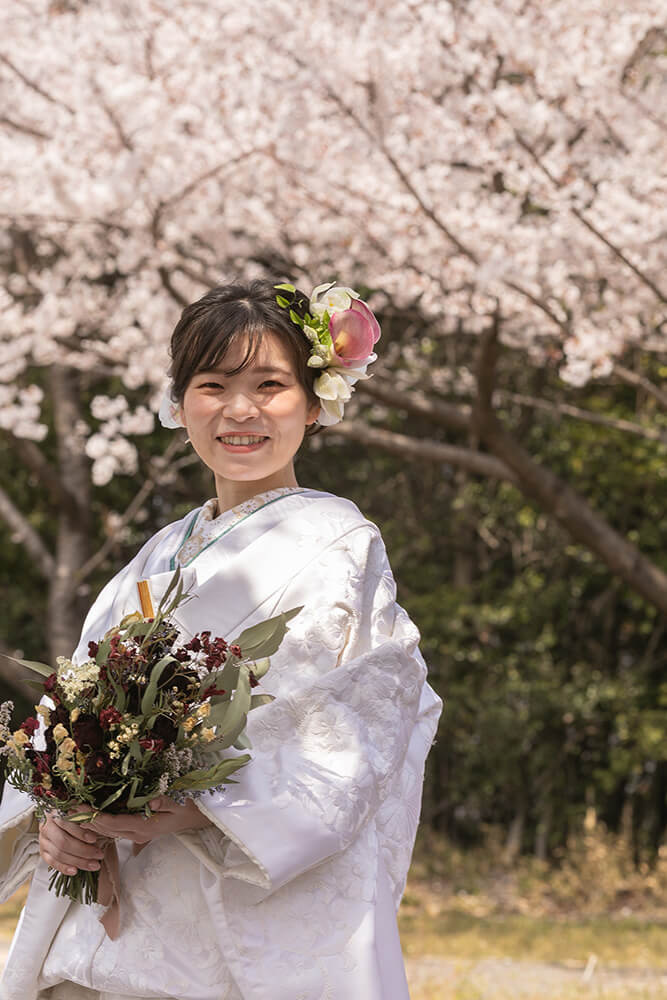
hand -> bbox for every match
[39,813,106,876]
[81,796,212,845]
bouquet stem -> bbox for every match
[48,866,100,905]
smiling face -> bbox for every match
[180,330,320,508]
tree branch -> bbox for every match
[0,641,37,703]
[0,483,54,578]
[495,390,667,445]
[613,364,667,411]
[355,377,471,433]
[0,114,51,140]
[5,433,87,523]
[506,118,667,304]
[158,266,190,307]
[326,421,516,483]
[0,52,74,114]
[472,325,667,613]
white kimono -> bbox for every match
[0,488,442,1000]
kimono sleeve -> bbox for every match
[192,522,433,901]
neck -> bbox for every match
[214,467,300,514]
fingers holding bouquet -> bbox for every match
[38,813,105,876]
[82,796,210,845]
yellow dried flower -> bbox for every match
[57,738,76,771]
[11,730,29,747]
[53,723,68,744]
[35,705,51,725]
[201,727,215,742]
[70,708,81,723]
[41,774,52,790]
[197,702,211,719]
[183,717,198,732]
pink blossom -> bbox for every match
[328,307,378,368]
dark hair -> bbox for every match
[168,279,321,434]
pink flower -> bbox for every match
[328,301,381,368]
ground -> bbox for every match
[2,827,667,999]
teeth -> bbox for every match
[219,435,266,445]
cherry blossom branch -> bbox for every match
[0,483,54,578]
[0,52,74,114]
[92,79,134,151]
[505,119,667,304]
[158,266,190,306]
[0,114,51,140]
[74,436,186,584]
[311,75,575,337]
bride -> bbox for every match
[0,278,442,1000]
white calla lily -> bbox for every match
[314,369,353,403]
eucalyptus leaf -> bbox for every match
[250,693,274,709]
[2,654,53,678]
[98,784,127,811]
[141,654,178,716]
[251,657,271,680]
[274,282,295,292]
[170,754,251,791]
[156,565,182,616]
[232,606,302,659]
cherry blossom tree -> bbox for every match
[1,0,666,657]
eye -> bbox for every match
[199,380,223,389]
[259,379,284,389]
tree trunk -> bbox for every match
[46,366,92,661]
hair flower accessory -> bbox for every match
[275,281,381,426]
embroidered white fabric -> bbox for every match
[176,488,305,566]
[0,490,442,1000]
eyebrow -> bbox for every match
[199,365,293,377]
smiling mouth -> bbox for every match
[217,434,268,445]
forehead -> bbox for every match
[204,328,296,374]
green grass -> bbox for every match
[399,907,667,968]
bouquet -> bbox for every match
[0,567,299,906]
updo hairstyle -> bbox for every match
[168,279,321,434]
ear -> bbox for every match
[305,400,320,426]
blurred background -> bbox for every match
[1,1,666,996]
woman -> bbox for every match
[0,279,442,1000]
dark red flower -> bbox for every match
[72,713,104,752]
[203,684,226,698]
[150,714,178,745]
[85,752,112,778]
[230,644,242,658]
[20,717,39,736]
[44,672,58,693]
[139,737,165,753]
[99,706,122,729]
[88,640,99,658]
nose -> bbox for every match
[221,389,260,421]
